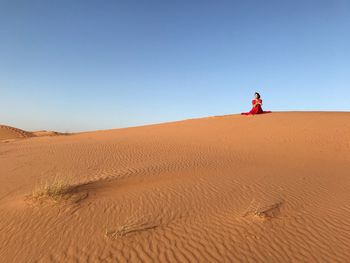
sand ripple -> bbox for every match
[0,112,350,262]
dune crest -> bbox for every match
[0,125,68,142]
[0,125,33,140]
[0,112,350,262]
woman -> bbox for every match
[241,92,271,115]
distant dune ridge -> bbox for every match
[0,125,67,141]
[1,112,350,262]
[0,125,34,140]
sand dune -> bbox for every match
[0,112,350,262]
[0,125,33,141]
[0,125,67,142]
[32,130,67,137]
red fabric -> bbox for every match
[241,99,271,115]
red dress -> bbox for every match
[241,99,271,115]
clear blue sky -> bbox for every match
[1,0,349,132]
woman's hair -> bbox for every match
[254,92,261,99]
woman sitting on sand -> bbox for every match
[241,92,271,115]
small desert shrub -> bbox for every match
[31,175,73,201]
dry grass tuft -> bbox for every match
[243,198,283,219]
[32,180,71,200]
[253,202,282,218]
[105,217,158,239]
[29,174,81,202]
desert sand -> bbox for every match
[0,125,34,141]
[0,125,66,143]
[0,112,350,262]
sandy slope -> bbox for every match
[0,112,350,262]
[0,125,33,141]
[0,125,66,142]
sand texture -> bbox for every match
[0,112,350,262]
[0,125,68,143]
[0,125,34,141]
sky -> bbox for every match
[1,0,349,132]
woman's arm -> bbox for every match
[253,99,262,106]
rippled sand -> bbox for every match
[1,112,350,262]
